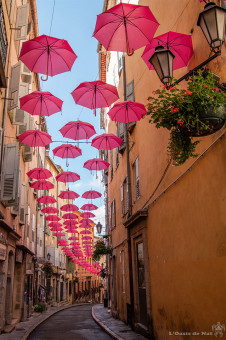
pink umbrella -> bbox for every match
[45,215,61,222]
[80,224,92,229]
[53,232,65,237]
[31,180,54,190]
[68,236,79,241]
[83,158,110,171]
[82,236,92,240]
[80,230,92,235]
[27,168,52,180]
[37,195,56,204]
[20,91,63,117]
[63,220,78,226]
[142,31,193,71]
[50,226,64,231]
[92,133,122,150]
[41,207,59,214]
[48,222,62,228]
[56,171,80,183]
[80,218,94,224]
[60,204,79,212]
[108,101,147,123]
[58,190,79,200]
[93,3,159,55]
[19,35,77,81]
[71,81,119,115]
[81,212,95,219]
[62,213,78,220]
[81,204,98,211]
[53,144,82,167]
[60,121,96,141]
[82,190,102,200]
[18,130,52,147]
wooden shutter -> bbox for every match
[21,63,32,84]
[121,183,124,216]
[135,158,140,200]
[117,123,125,154]
[112,199,116,228]
[125,176,129,213]
[15,4,29,40]
[5,0,15,24]
[19,182,26,224]
[8,62,21,110]
[27,205,30,238]
[55,248,59,267]
[22,144,32,162]
[1,142,19,202]
[10,168,21,214]
[126,80,136,131]
[12,108,25,125]
[109,202,112,230]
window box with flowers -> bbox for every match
[41,262,54,277]
[147,71,226,165]
[92,240,112,262]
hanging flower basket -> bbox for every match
[147,71,226,165]
[41,262,54,277]
[92,240,112,262]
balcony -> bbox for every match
[0,0,7,88]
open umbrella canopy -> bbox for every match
[80,218,94,224]
[37,195,56,204]
[53,232,65,237]
[58,190,79,200]
[71,81,119,114]
[80,204,98,211]
[18,130,52,147]
[53,144,82,159]
[81,212,95,218]
[60,121,96,140]
[82,190,102,200]
[68,236,79,241]
[27,168,52,180]
[62,213,78,220]
[83,158,110,171]
[93,3,159,55]
[19,35,77,80]
[48,222,62,228]
[80,230,92,235]
[63,220,78,226]
[91,133,122,150]
[82,236,92,240]
[45,215,61,222]
[60,204,79,212]
[108,101,147,123]
[56,171,80,183]
[41,207,59,214]
[20,91,63,117]
[142,31,193,71]
[31,180,54,190]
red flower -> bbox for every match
[185,90,192,95]
[177,120,184,126]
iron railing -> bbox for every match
[0,0,8,68]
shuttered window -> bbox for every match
[27,205,30,238]
[126,80,136,132]
[1,142,20,203]
[15,4,29,40]
[19,182,27,224]
[121,177,128,216]
[133,157,140,201]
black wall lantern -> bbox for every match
[96,221,103,234]
[149,45,175,86]
[197,2,226,52]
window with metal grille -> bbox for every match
[121,177,128,216]
[0,1,8,68]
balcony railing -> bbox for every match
[0,1,8,68]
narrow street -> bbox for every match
[28,305,112,340]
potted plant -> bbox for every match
[92,240,112,262]
[147,71,226,165]
[41,262,53,277]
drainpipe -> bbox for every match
[122,55,134,326]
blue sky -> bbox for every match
[36,0,105,231]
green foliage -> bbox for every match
[147,71,226,164]
[34,303,46,313]
[92,240,112,262]
[41,262,53,277]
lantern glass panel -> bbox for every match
[150,53,163,81]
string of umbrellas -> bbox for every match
[17,2,195,273]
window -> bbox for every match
[120,250,125,293]
[137,242,145,288]
[126,80,136,132]
[121,177,128,216]
[133,157,140,201]
[115,148,119,168]
[110,199,116,229]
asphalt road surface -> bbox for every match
[28,304,112,340]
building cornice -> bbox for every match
[123,209,148,229]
